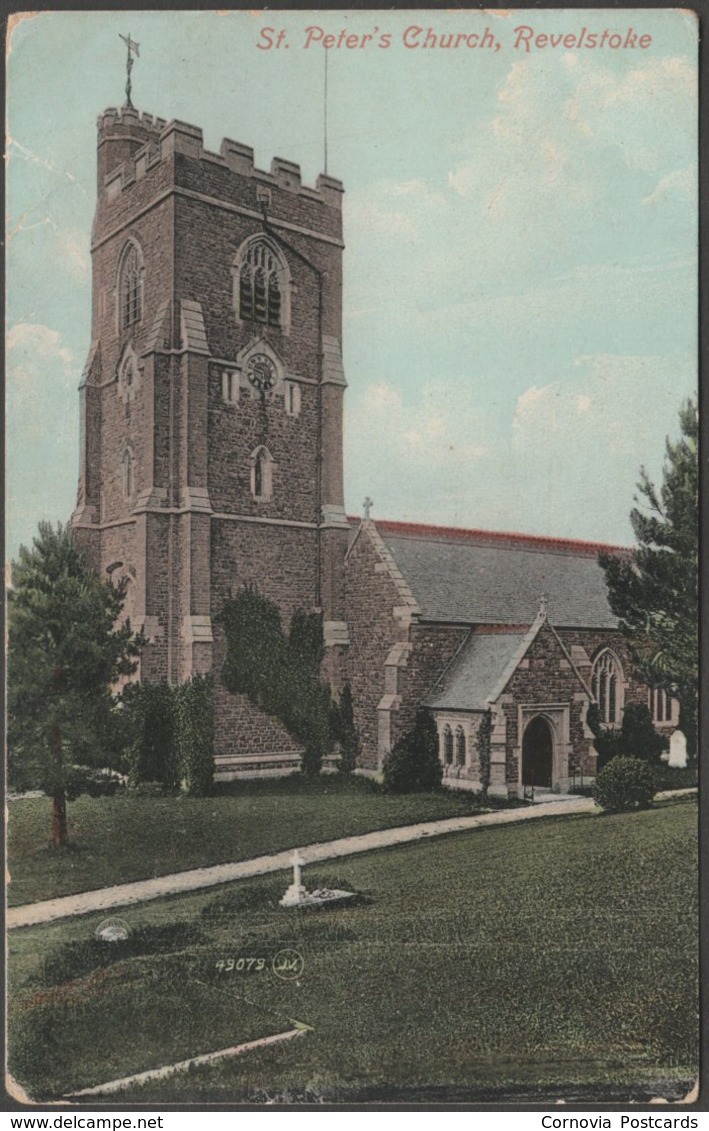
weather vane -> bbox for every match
[119,33,140,109]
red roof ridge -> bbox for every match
[347,516,629,557]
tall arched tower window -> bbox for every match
[250,446,273,501]
[118,240,143,329]
[234,238,290,331]
[591,650,625,725]
[120,448,134,500]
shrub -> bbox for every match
[382,709,442,793]
[331,683,360,773]
[120,681,178,788]
[475,710,492,798]
[64,765,125,800]
[200,882,282,921]
[592,756,656,812]
[42,922,204,987]
[618,703,668,762]
[588,702,667,771]
[651,762,697,792]
[175,675,214,796]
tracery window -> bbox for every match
[238,241,284,327]
[455,726,466,767]
[591,650,624,725]
[443,725,453,766]
[119,241,142,329]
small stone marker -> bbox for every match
[279,850,356,909]
[280,850,308,907]
[668,729,688,768]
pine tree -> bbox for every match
[7,523,140,845]
[599,400,698,758]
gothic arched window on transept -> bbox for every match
[455,726,466,766]
[443,725,454,766]
[591,650,624,725]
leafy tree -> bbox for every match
[7,523,140,845]
[599,400,698,759]
[382,709,443,793]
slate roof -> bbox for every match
[424,631,528,711]
[374,520,623,629]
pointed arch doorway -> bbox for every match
[522,715,553,788]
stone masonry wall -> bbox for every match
[556,627,649,709]
[395,624,469,748]
[499,621,593,787]
[344,531,406,767]
[210,520,318,624]
[212,626,301,759]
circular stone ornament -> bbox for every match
[94,916,132,943]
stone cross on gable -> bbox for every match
[539,592,548,617]
[363,496,373,520]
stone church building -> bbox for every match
[71,104,678,796]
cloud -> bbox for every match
[344,352,695,542]
[345,377,494,529]
[446,52,697,278]
[6,323,78,557]
[345,178,446,243]
[643,164,696,207]
[433,351,695,543]
[7,321,74,369]
[564,56,696,172]
[348,380,487,470]
[510,352,694,471]
[56,228,90,280]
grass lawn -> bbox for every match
[7,774,514,906]
[8,797,698,1103]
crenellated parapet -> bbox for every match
[97,106,344,209]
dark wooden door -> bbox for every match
[522,716,553,787]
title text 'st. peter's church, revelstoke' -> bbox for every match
[72,103,682,793]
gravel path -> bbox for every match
[8,789,695,930]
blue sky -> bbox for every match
[6,9,697,558]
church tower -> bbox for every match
[72,105,350,767]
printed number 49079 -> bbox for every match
[215,957,266,973]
